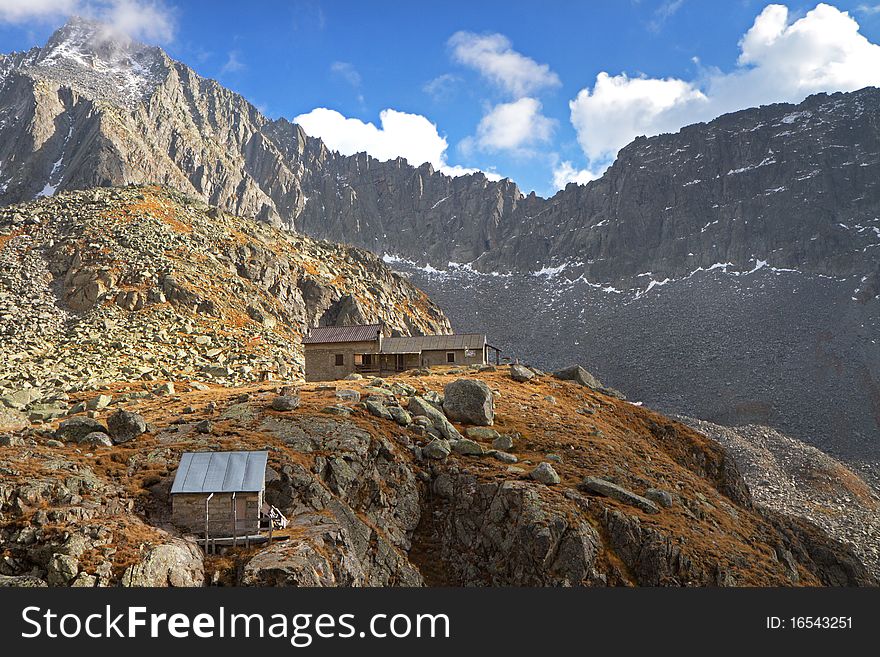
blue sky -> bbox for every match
[3,1,880,195]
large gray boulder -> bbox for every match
[553,365,603,389]
[121,539,204,587]
[443,379,494,426]
[530,462,561,485]
[107,409,147,444]
[408,396,462,441]
[509,364,535,382]
[55,416,105,442]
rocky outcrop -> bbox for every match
[121,539,204,587]
[0,370,874,587]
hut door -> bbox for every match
[395,354,405,371]
[235,497,248,535]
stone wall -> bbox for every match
[171,491,262,535]
[421,348,485,368]
[304,340,379,381]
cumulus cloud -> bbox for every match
[552,161,600,190]
[294,107,500,180]
[569,3,880,166]
[473,97,555,152]
[449,31,561,97]
[570,72,707,161]
[0,0,176,42]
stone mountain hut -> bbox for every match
[302,323,501,381]
[170,450,268,537]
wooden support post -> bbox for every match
[232,492,237,548]
[204,492,214,555]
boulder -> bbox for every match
[422,439,452,460]
[0,388,42,410]
[106,410,147,444]
[271,395,301,411]
[365,400,392,420]
[530,462,561,485]
[78,431,113,447]
[579,476,660,514]
[510,364,535,382]
[453,439,485,456]
[335,389,361,402]
[553,365,603,389]
[408,396,462,441]
[492,434,515,451]
[490,450,518,463]
[388,405,412,426]
[121,540,204,587]
[47,553,79,586]
[466,426,500,441]
[443,379,494,426]
[0,434,24,447]
[55,416,105,442]
[85,394,112,410]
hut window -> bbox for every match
[446,352,456,363]
[334,354,344,366]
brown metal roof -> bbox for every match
[380,334,486,354]
[302,324,382,344]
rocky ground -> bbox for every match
[680,417,880,581]
[0,365,874,587]
[0,185,448,427]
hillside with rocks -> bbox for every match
[0,185,448,428]
[0,365,874,587]
[680,417,879,580]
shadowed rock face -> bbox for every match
[3,21,879,287]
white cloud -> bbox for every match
[449,31,560,97]
[570,72,707,161]
[552,161,599,190]
[569,3,880,165]
[0,0,78,23]
[220,49,245,74]
[474,97,555,152]
[294,107,500,180]
[0,0,176,42]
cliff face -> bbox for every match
[3,21,878,288]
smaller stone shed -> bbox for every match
[170,450,268,536]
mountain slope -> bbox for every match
[0,367,873,587]
[0,185,448,409]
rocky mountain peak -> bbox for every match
[8,17,167,107]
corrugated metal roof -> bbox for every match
[171,451,268,494]
[380,334,486,354]
[302,324,382,344]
